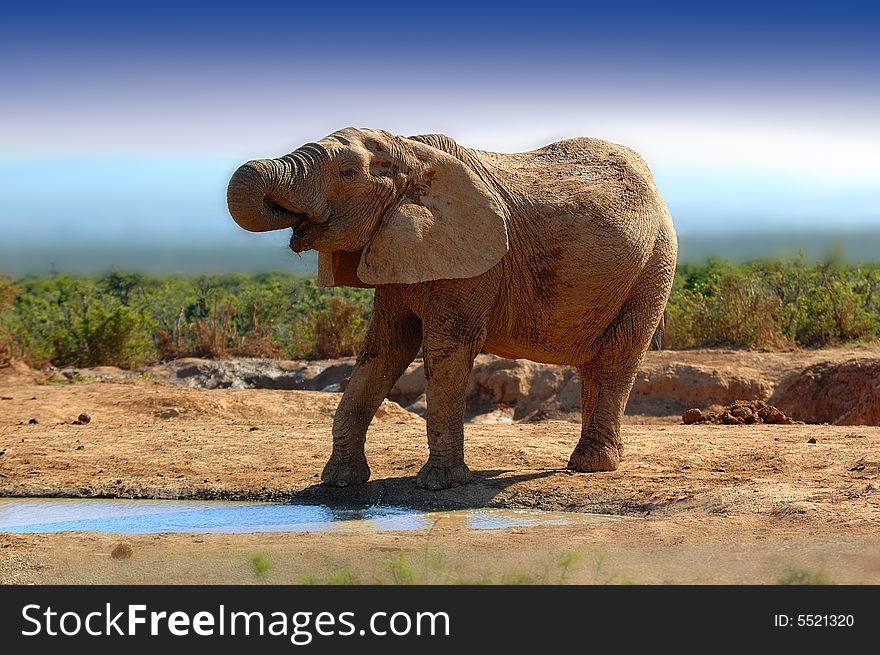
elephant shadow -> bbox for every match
[288,468,561,510]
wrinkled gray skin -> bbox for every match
[227,128,677,490]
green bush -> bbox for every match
[0,271,374,368]
[1,258,878,370]
[663,257,880,350]
[0,277,17,365]
[5,276,156,368]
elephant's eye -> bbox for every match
[340,167,358,181]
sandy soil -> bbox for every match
[1,348,879,584]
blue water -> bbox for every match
[0,498,594,534]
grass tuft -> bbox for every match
[249,553,273,578]
[777,567,832,585]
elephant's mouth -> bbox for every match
[289,225,312,252]
[260,197,315,252]
[287,219,325,253]
[263,197,310,226]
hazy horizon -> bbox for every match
[3,228,880,276]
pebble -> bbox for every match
[681,408,703,424]
[110,543,133,560]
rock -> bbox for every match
[308,363,354,391]
[682,408,703,424]
[721,411,744,425]
[155,407,184,419]
[765,408,787,424]
[110,543,133,560]
[470,408,515,424]
[682,400,798,426]
[389,363,427,405]
[405,393,428,417]
[372,399,423,424]
[147,357,347,391]
[28,417,39,424]
[62,367,129,381]
[807,437,817,444]
[82,366,127,378]
[77,412,92,424]
[730,405,751,419]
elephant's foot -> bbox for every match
[567,439,620,473]
[415,461,471,490]
[321,452,371,487]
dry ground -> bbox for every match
[1,349,879,584]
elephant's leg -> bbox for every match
[569,272,671,472]
[567,352,634,472]
[573,359,600,449]
[415,285,492,490]
[321,292,422,487]
[416,338,482,490]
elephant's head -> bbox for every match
[227,128,508,287]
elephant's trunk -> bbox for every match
[227,158,310,233]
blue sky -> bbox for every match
[1,0,878,250]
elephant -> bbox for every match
[227,128,677,490]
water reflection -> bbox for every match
[0,498,616,534]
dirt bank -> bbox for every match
[28,345,880,424]
[771,359,880,425]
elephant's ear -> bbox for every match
[356,139,508,285]
[318,251,373,288]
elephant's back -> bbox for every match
[412,133,662,214]
[483,138,663,217]
[484,136,646,171]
